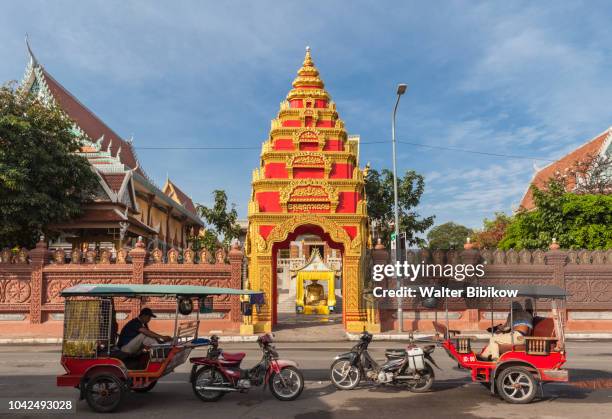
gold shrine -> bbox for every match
[245,47,377,333]
[294,249,337,315]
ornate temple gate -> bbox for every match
[245,49,373,333]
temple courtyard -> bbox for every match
[0,341,610,418]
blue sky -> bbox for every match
[2,1,612,234]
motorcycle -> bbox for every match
[189,334,304,402]
[330,331,438,392]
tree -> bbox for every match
[470,212,513,249]
[562,153,612,195]
[0,82,98,248]
[498,179,612,250]
[365,168,434,247]
[426,222,472,250]
[196,190,241,251]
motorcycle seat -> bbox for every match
[221,352,246,362]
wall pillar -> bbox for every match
[228,242,243,326]
[461,240,481,330]
[545,239,568,322]
[344,254,368,332]
[252,255,273,333]
[129,237,147,318]
[29,238,48,324]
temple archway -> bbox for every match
[245,48,374,333]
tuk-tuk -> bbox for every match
[56,283,261,412]
[431,284,569,403]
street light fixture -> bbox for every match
[392,83,407,332]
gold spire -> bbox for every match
[292,47,324,89]
[288,46,328,100]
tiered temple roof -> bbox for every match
[20,42,203,243]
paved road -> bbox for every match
[0,341,611,418]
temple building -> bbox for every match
[520,128,612,210]
[246,48,372,333]
[20,43,204,253]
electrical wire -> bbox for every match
[133,140,554,162]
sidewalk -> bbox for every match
[3,330,612,344]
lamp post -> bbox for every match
[392,83,407,332]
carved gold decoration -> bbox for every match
[117,248,128,264]
[286,152,331,178]
[167,248,179,264]
[279,180,339,212]
[291,129,325,151]
[151,247,163,264]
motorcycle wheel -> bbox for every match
[270,366,304,401]
[408,363,435,393]
[330,359,361,390]
[192,366,227,402]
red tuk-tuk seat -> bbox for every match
[498,317,557,355]
[221,352,246,362]
[532,317,555,337]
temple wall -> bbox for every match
[374,247,612,333]
[0,240,243,339]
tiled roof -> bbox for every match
[40,69,144,175]
[100,173,126,193]
[520,129,610,210]
[165,179,198,216]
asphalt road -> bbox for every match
[0,341,611,418]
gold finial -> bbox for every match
[303,46,313,67]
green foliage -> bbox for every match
[471,212,513,249]
[0,82,98,248]
[365,168,434,247]
[196,190,241,251]
[499,179,612,250]
[427,222,472,250]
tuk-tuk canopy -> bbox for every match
[61,283,264,298]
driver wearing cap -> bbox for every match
[118,308,172,354]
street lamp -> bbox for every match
[392,83,407,332]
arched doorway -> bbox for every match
[271,224,344,326]
[247,214,370,333]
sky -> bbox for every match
[2,0,612,235]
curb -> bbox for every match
[346,332,612,341]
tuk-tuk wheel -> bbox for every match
[495,366,537,404]
[85,373,125,413]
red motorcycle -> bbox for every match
[189,334,304,402]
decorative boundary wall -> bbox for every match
[0,239,244,338]
[372,243,612,332]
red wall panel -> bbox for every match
[324,139,344,151]
[293,168,324,178]
[330,163,353,179]
[337,191,359,213]
[264,163,289,178]
[256,192,281,212]
[273,139,294,150]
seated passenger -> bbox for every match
[118,308,172,354]
[480,301,533,360]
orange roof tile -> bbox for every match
[520,129,609,210]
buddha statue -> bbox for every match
[304,280,326,306]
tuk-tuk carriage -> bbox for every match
[430,284,569,403]
[56,284,261,412]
